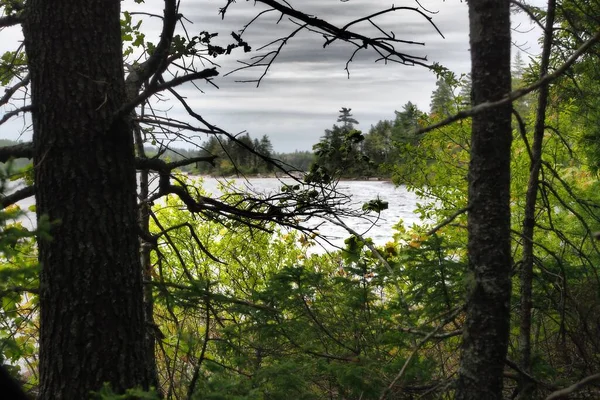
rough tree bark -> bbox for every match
[455,0,513,399]
[22,0,151,397]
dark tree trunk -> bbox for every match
[22,0,150,398]
[455,0,512,399]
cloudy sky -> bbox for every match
[0,0,544,152]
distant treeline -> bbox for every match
[0,79,458,180]
[147,134,314,176]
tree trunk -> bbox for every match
[517,1,556,398]
[455,0,512,399]
[22,0,150,397]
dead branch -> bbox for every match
[222,1,444,84]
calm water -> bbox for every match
[13,177,424,250]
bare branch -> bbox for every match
[117,68,218,119]
[222,1,445,84]
[414,29,600,137]
[136,155,217,172]
[0,142,33,162]
[1,185,34,209]
[398,326,462,339]
[0,74,29,107]
[0,105,32,126]
[545,373,600,400]
[425,206,470,236]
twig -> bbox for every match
[426,206,470,236]
[545,373,600,400]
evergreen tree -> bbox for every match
[337,107,359,130]
[430,78,455,116]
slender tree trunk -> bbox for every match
[134,126,160,392]
[517,1,556,398]
[22,0,150,397]
[455,0,512,399]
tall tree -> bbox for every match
[22,0,151,397]
[455,0,513,398]
[429,78,455,116]
[517,1,556,398]
[337,107,359,130]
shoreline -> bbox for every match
[181,172,393,183]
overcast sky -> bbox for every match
[0,0,544,152]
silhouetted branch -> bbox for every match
[221,1,444,84]
[0,105,32,126]
[0,14,21,28]
[1,185,34,209]
[0,74,29,107]
[0,142,33,162]
[117,68,219,119]
[136,155,218,172]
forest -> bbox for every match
[0,0,600,399]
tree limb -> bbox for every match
[0,105,32,126]
[0,142,33,162]
[222,1,442,69]
[117,68,219,119]
[135,155,217,172]
[124,0,179,101]
[426,206,470,236]
[545,373,600,400]
[1,185,34,209]
[0,13,21,28]
[0,74,30,107]
[398,326,462,339]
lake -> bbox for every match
[176,177,423,250]
[13,177,424,250]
